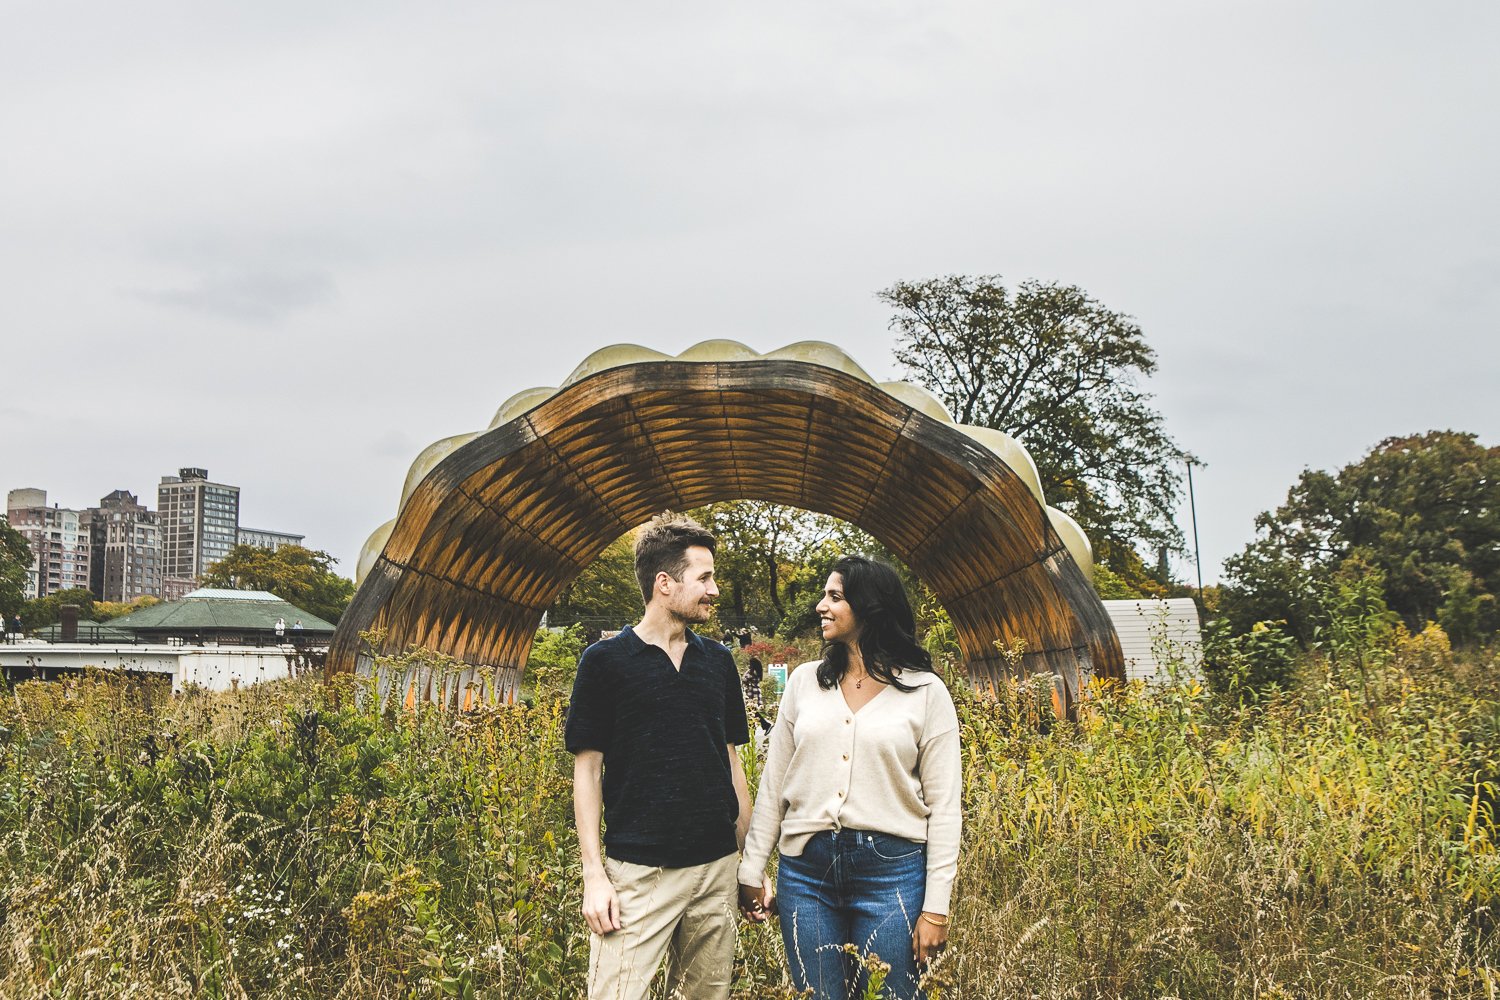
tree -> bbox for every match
[692,501,898,636]
[1221,431,1500,644]
[691,501,942,639]
[201,544,355,624]
[93,595,162,621]
[548,534,644,634]
[0,518,30,621]
[883,275,1186,567]
[548,502,936,640]
[21,588,96,631]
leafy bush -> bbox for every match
[524,624,587,705]
[1203,618,1300,699]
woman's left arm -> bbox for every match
[913,683,962,964]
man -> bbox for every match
[565,512,764,1000]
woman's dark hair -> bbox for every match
[816,555,934,691]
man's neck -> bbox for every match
[633,605,692,651]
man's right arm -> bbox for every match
[573,749,622,935]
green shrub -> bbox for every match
[524,624,587,706]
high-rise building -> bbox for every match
[5,488,93,600]
[237,526,305,552]
[85,490,162,603]
[157,468,240,597]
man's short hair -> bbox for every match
[634,512,716,604]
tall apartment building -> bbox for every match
[5,488,92,600]
[157,468,240,598]
[237,526,305,552]
[85,490,163,603]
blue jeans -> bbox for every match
[776,829,928,1000]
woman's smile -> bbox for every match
[816,572,860,644]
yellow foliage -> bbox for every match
[1393,620,1454,672]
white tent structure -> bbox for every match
[1101,598,1204,685]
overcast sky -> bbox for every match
[3,1,1496,589]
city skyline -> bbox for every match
[5,470,306,602]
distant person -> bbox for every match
[274,617,286,643]
[565,512,757,1000]
[743,653,764,707]
[292,620,303,644]
[738,555,962,1000]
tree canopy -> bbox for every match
[19,588,96,631]
[93,596,162,621]
[547,534,643,634]
[546,502,932,640]
[1221,431,1499,644]
[201,544,355,624]
[0,518,30,621]
[883,275,1186,576]
[691,501,874,635]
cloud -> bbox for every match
[128,267,337,324]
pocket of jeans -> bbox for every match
[867,833,923,862]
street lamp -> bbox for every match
[1184,453,1204,598]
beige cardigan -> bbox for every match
[737,660,962,914]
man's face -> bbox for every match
[660,545,718,624]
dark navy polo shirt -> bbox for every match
[565,625,751,868]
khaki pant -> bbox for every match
[586,852,738,1000]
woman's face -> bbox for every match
[816,572,861,645]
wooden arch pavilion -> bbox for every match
[326,341,1124,709]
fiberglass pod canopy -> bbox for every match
[327,340,1124,711]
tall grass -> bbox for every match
[1,628,1496,997]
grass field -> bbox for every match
[1,624,1497,998]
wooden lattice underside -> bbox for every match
[326,360,1124,708]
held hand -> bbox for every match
[582,870,623,935]
[738,881,771,923]
[912,911,949,966]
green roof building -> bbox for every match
[34,621,136,643]
[104,588,336,646]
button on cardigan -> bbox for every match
[737,660,963,914]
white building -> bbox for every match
[0,641,311,693]
[237,526,305,552]
[6,488,92,600]
[1102,598,1205,684]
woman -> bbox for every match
[738,556,961,1000]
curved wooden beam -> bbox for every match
[328,358,1124,709]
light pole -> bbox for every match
[1184,453,1203,598]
